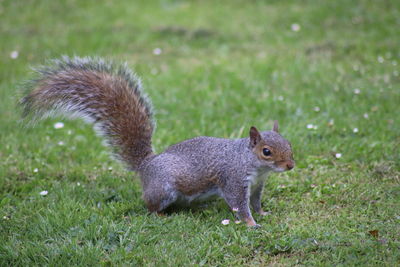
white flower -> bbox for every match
[307,124,318,130]
[377,56,384,63]
[108,166,113,171]
[153,48,162,55]
[67,130,72,135]
[33,168,39,173]
[335,153,342,159]
[291,23,301,32]
[77,182,81,186]
[363,113,369,119]
[277,96,284,101]
[58,141,64,146]
[313,106,320,112]
[234,220,241,224]
[39,190,48,196]
[232,207,238,212]
[10,51,19,59]
[221,219,230,225]
[54,122,64,129]
[353,128,359,133]
[353,88,361,94]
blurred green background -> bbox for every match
[0,0,399,265]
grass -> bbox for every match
[1,0,399,265]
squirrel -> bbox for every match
[20,56,294,227]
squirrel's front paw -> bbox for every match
[244,218,259,227]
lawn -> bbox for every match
[0,0,399,265]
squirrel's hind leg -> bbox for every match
[139,153,186,213]
[142,182,178,213]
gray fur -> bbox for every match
[138,131,294,226]
[20,57,294,226]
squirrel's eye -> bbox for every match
[262,148,272,156]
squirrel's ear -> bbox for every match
[272,120,279,133]
[249,126,262,148]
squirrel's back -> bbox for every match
[21,56,155,170]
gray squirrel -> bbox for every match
[21,56,294,227]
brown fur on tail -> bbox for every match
[21,56,155,170]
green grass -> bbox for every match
[1,0,399,265]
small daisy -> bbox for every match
[353,128,359,133]
[39,190,48,196]
[221,219,230,225]
[291,23,301,32]
[307,124,318,130]
[153,48,162,55]
[353,88,361,94]
[33,168,39,173]
[54,122,64,129]
[335,153,342,159]
[10,51,19,59]
[313,106,320,112]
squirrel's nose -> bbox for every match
[286,161,294,170]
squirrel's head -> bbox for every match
[249,121,294,172]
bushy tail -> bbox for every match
[20,56,155,170]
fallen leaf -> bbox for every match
[369,229,379,238]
